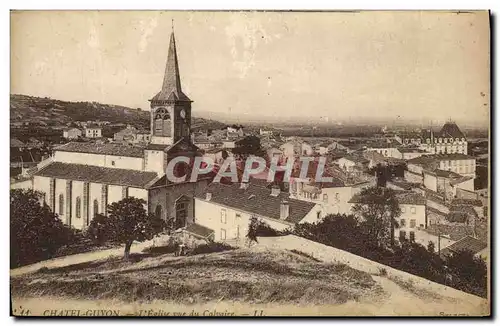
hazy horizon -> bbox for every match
[11,11,490,128]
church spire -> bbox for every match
[151,23,191,103]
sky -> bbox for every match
[11,11,490,127]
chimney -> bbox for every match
[206,192,212,201]
[271,185,281,197]
[280,200,290,220]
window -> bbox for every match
[410,219,416,228]
[58,194,64,215]
[75,197,81,219]
[111,160,115,166]
[175,199,188,229]
[323,194,328,203]
[409,231,415,242]
[220,229,226,240]
[401,207,406,213]
[335,193,340,201]
[155,205,162,219]
[221,209,227,224]
[93,199,99,217]
[410,207,416,214]
[399,230,406,241]
[317,211,321,220]
[400,219,406,227]
[155,119,163,133]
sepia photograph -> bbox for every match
[9,10,490,317]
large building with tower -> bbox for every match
[26,28,210,230]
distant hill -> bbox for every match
[10,94,226,131]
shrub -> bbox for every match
[246,216,287,242]
[189,242,235,256]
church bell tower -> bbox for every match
[149,24,192,145]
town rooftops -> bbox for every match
[340,154,370,165]
[440,236,487,257]
[408,153,474,165]
[394,191,427,205]
[450,198,483,207]
[55,142,145,158]
[424,169,463,178]
[34,162,159,188]
[85,124,102,129]
[195,181,317,224]
[349,190,426,206]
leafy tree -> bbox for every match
[10,189,74,267]
[445,250,488,297]
[246,216,282,243]
[351,187,401,248]
[427,241,436,254]
[86,197,165,260]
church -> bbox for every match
[30,28,210,230]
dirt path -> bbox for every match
[10,238,158,277]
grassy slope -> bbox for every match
[11,248,382,305]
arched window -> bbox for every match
[93,199,99,217]
[59,194,64,215]
[155,205,163,219]
[323,194,328,203]
[75,197,81,219]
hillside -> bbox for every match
[10,246,488,316]
[10,94,226,131]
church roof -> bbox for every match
[151,30,191,103]
[438,122,466,139]
[55,142,145,158]
[34,162,158,188]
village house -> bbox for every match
[422,169,474,202]
[406,154,476,184]
[280,140,314,158]
[398,147,428,160]
[348,190,428,244]
[113,125,151,144]
[193,181,320,246]
[259,128,273,136]
[84,125,102,138]
[334,154,370,173]
[265,147,283,161]
[63,128,83,140]
[365,143,402,159]
[202,148,233,164]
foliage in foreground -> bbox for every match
[86,197,165,259]
[10,189,75,268]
